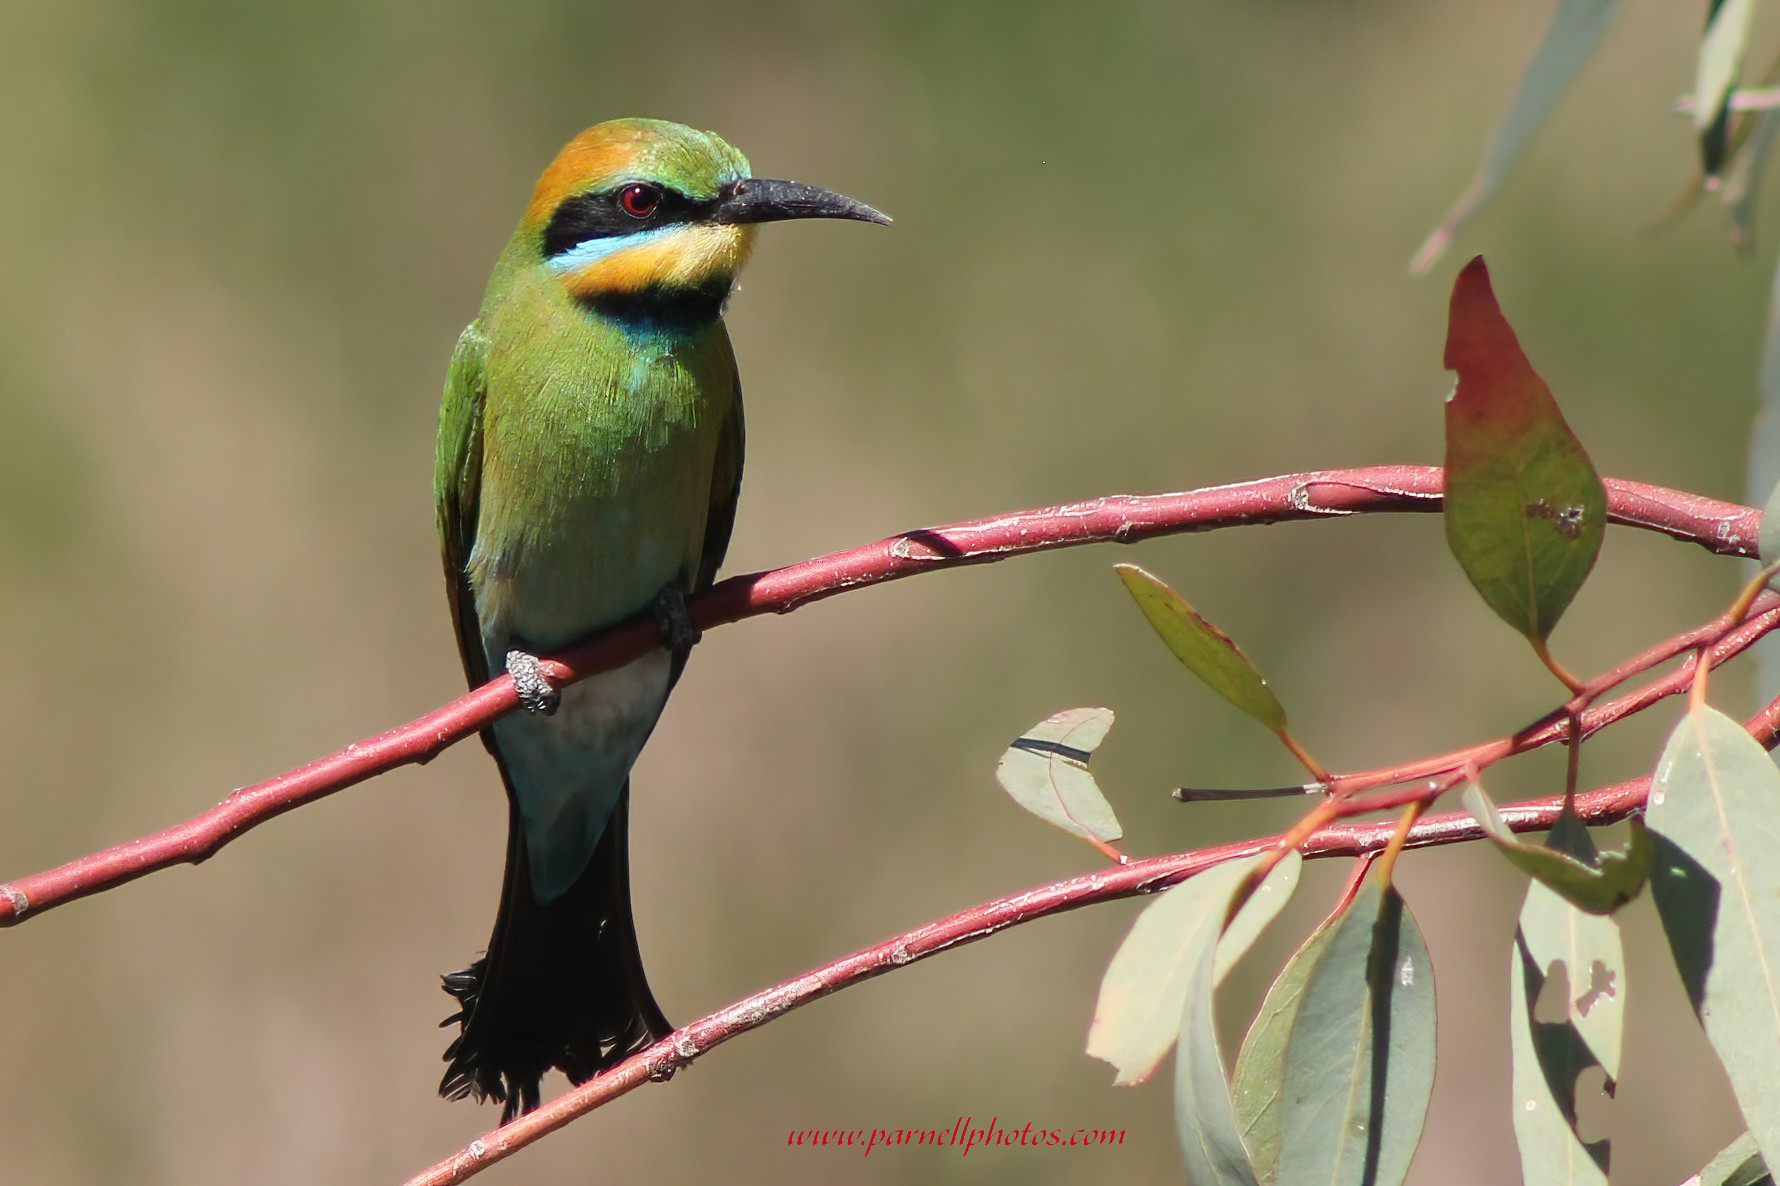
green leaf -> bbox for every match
[1233,909,1343,1184]
[1410,0,1620,272]
[995,707,1122,847]
[1697,1133,1774,1186]
[1275,876,1437,1186]
[1696,0,1755,176]
[1442,257,1607,646]
[1463,783,1650,913]
[1648,705,1780,1169]
[1508,811,1626,1186]
[1115,563,1288,734]
[1089,852,1301,1087]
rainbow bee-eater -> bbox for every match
[434,118,887,1120]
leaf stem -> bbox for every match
[1276,729,1332,784]
[1531,635,1588,694]
[1376,801,1428,887]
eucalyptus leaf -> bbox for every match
[1724,109,1780,251]
[1463,783,1650,913]
[1694,1133,1773,1186]
[1411,0,1619,271]
[1508,811,1625,1186]
[1648,705,1780,1168]
[1443,257,1606,647]
[1233,908,1342,1183]
[1164,855,1289,1186]
[995,707,1121,846]
[1115,563,1288,733]
[1275,877,1437,1186]
[1751,269,1780,701]
[1758,478,1780,570]
[1089,853,1300,1087]
[1696,0,1755,175]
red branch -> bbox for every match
[0,467,1755,925]
[401,772,1662,1186]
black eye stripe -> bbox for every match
[541,187,717,259]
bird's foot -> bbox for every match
[504,650,560,715]
[652,586,701,660]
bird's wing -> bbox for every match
[694,327,745,593]
[436,323,492,688]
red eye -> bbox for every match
[619,183,659,218]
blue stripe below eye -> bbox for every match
[545,227,677,272]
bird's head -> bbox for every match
[523,118,888,320]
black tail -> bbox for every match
[440,782,671,1122]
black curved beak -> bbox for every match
[714,178,891,226]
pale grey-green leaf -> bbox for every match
[1089,854,1299,1087]
[1696,0,1755,133]
[1233,913,1342,1184]
[1172,857,1269,1186]
[1411,0,1619,271]
[1648,705,1780,1169]
[1725,109,1780,250]
[1216,851,1303,986]
[1276,880,1437,1186]
[995,707,1122,845]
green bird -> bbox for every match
[434,118,887,1120]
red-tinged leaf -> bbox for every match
[1443,257,1606,647]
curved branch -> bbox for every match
[0,467,1755,924]
[401,771,1662,1186]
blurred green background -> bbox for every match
[0,1,1769,1182]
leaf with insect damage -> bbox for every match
[1508,808,1627,1186]
[1442,256,1606,649]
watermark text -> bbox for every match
[787,1116,1126,1157]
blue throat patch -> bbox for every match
[545,226,679,273]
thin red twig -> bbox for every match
[1324,593,1780,797]
[401,767,1667,1186]
[0,467,1755,925]
[1311,599,1780,823]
